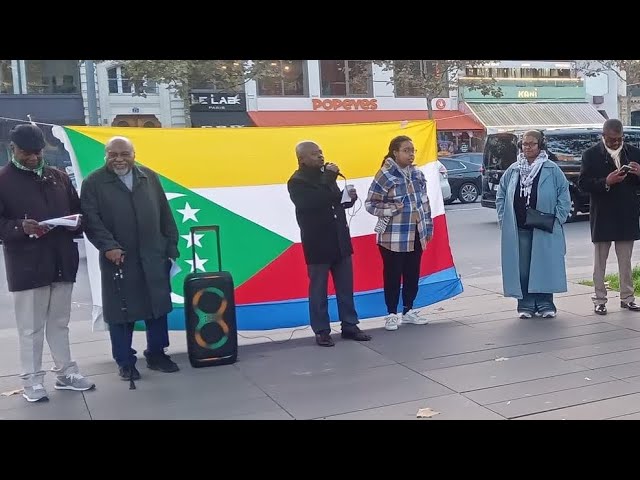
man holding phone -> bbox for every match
[578,119,640,315]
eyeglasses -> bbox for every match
[522,142,539,148]
[107,151,133,159]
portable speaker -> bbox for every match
[183,226,238,368]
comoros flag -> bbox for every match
[53,120,463,331]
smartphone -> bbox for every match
[620,165,632,174]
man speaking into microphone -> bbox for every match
[287,141,372,346]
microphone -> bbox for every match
[321,164,346,179]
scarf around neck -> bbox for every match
[603,137,623,169]
[517,150,548,206]
[11,155,44,177]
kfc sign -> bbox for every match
[312,98,378,111]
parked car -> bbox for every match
[439,154,482,204]
[481,127,640,222]
[436,160,452,203]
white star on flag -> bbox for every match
[186,253,208,273]
[177,202,200,223]
[181,233,204,248]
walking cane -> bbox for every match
[113,260,136,390]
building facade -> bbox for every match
[457,60,615,134]
[90,60,627,141]
[0,60,86,125]
[89,60,485,154]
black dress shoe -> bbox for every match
[594,304,607,315]
[119,365,141,381]
[315,331,335,347]
[621,301,640,311]
[341,326,372,341]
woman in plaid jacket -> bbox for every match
[365,135,433,331]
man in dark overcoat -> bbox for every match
[81,136,180,380]
[578,119,640,315]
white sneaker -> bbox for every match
[402,309,429,325]
[540,311,556,319]
[22,384,48,403]
[384,314,401,331]
[518,312,533,319]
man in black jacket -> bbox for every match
[0,124,95,402]
[288,141,372,346]
[578,119,640,315]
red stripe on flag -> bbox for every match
[235,214,454,304]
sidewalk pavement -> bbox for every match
[3,270,640,420]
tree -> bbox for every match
[574,60,640,83]
[99,60,290,126]
[371,60,503,119]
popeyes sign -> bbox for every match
[312,98,378,111]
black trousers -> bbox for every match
[307,255,359,334]
[379,234,423,315]
[108,315,170,368]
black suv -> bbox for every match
[481,127,640,222]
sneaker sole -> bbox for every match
[402,320,430,325]
[54,383,96,391]
[146,365,180,373]
[384,324,399,331]
[22,394,48,403]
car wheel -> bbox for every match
[458,183,479,203]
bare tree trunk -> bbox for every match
[179,83,192,128]
[425,94,434,120]
[184,103,192,128]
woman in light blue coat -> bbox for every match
[496,130,571,319]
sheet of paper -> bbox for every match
[39,214,81,228]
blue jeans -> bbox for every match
[108,315,170,368]
[518,229,556,314]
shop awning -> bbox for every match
[190,111,255,127]
[465,102,607,133]
[247,110,484,131]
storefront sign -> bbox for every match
[312,98,378,111]
[190,92,247,112]
[517,90,538,98]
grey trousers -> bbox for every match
[593,241,635,305]
[307,255,359,334]
[12,282,79,387]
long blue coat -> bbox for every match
[496,161,571,299]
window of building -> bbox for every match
[24,60,80,94]
[107,66,159,95]
[1,61,13,94]
[256,60,307,96]
[320,60,372,96]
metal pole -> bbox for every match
[84,60,99,126]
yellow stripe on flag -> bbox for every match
[69,120,437,188]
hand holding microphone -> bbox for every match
[323,162,346,178]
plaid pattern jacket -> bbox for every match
[365,158,433,252]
